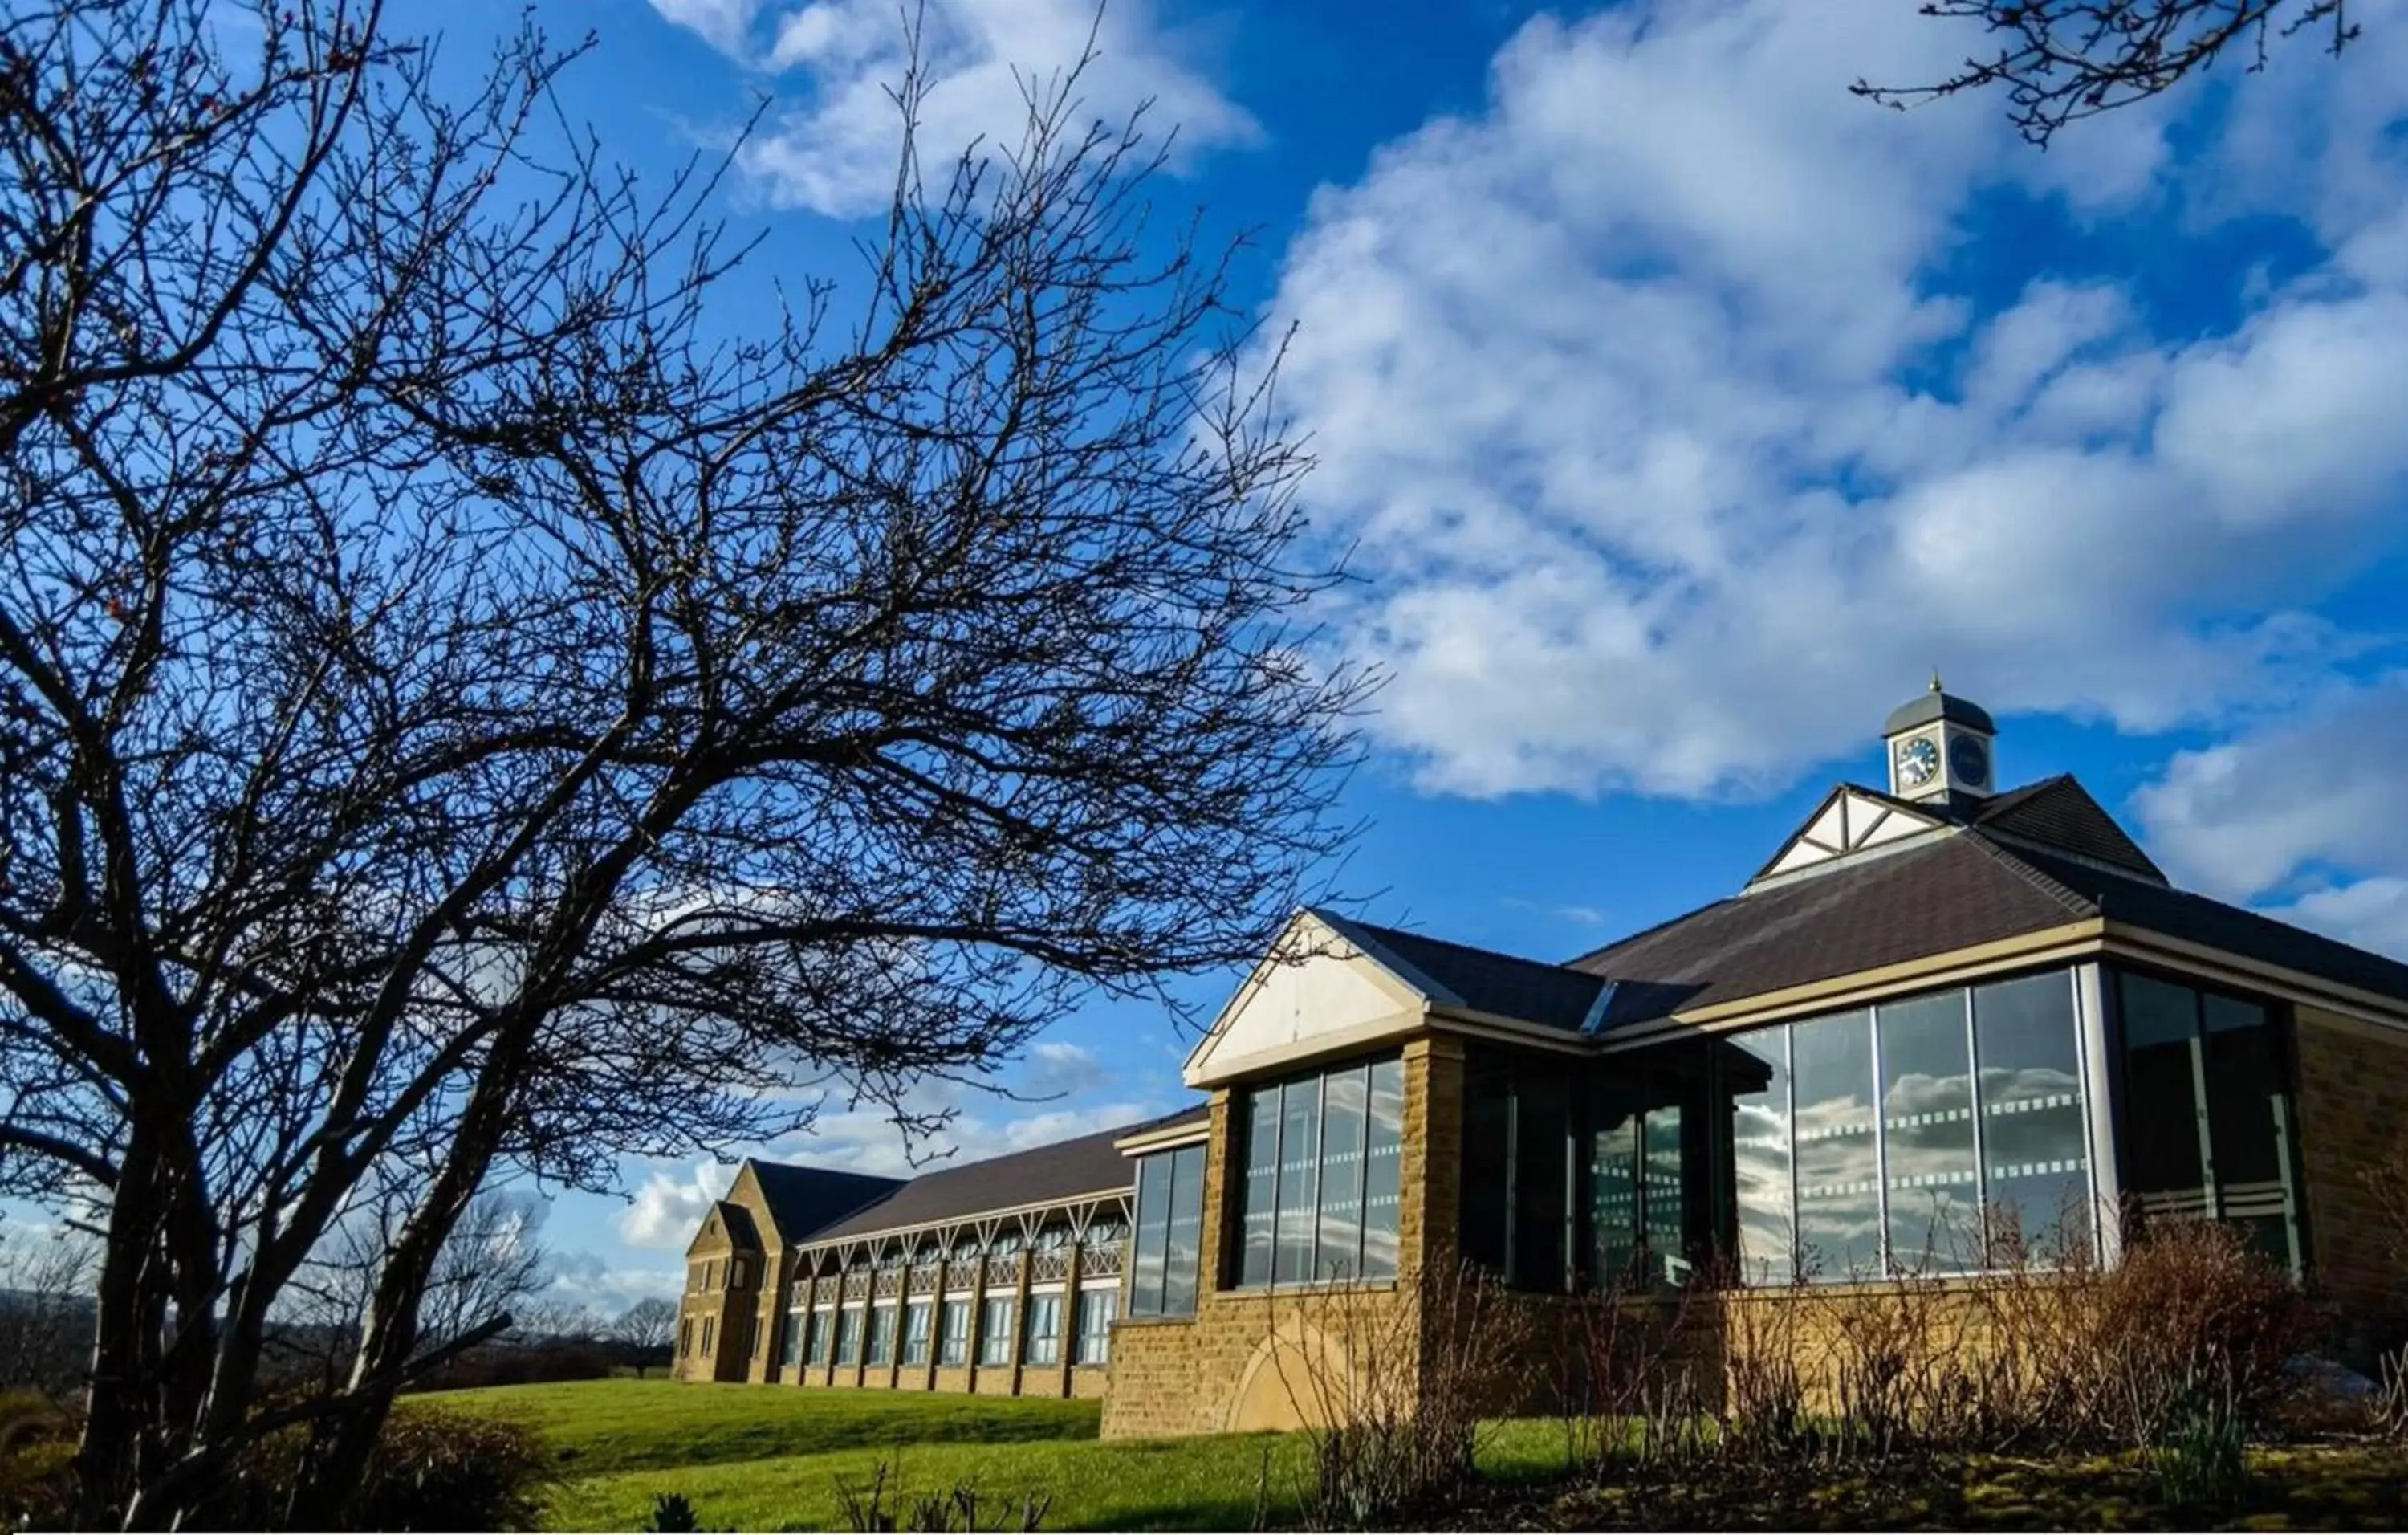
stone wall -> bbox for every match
[2293,1005,2408,1354]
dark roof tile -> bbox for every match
[1320,911,1609,1031]
[791,1102,1208,1245]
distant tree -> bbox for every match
[0,1222,96,1398]
[1854,0,2364,145]
[0,0,1360,1526]
[612,1297,681,1355]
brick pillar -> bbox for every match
[924,1254,946,1390]
[1406,1036,1466,1283]
[1198,1090,1232,1298]
[965,1251,988,1392]
[1058,1240,1083,1397]
[1007,1249,1034,1395]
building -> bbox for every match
[673,682,2408,1436]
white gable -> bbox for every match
[1185,913,1427,1086]
[1753,787,1943,885]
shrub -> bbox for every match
[646,1490,706,1532]
[216,1404,555,1530]
[832,1463,1048,1533]
[0,1391,75,1534]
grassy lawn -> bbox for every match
[421,1378,1584,1532]
[421,1378,1100,1478]
[533,1415,1579,1533]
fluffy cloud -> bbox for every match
[616,1161,737,1250]
[1263,0,2408,800]
[545,1248,686,1313]
[2130,677,2408,957]
[649,0,1259,217]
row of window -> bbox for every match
[1458,963,2305,1291]
[1236,1058,1406,1286]
[783,1289,1121,1370]
[688,1256,750,1293]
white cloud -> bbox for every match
[616,1161,737,1250]
[2132,677,2408,906]
[1260,0,2408,800]
[757,1087,1165,1179]
[649,0,766,58]
[1023,1039,1108,1096]
[651,0,1260,218]
[545,1248,686,1313]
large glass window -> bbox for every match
[1129,1142,1206,1317]
[782,1309,804,1367]
[866,1302,896,1367]
[978,1297,1016,1366]
[1474,1053,1698,1292]
[1792,1009,1882,1279]
[1721,1030,1794,1285]
[901,1301,932,1367]
[2115,971,2302,1271]
[834,1308,862,1366]
[807,1310,831,1365]
[1236,1056,1407,1287]
[1880,992,1980,1274]
[938,1299,970,1366]
[1023,1293,1063,1366]
[1974,972,2091,1258]
[1075,1289,1117,1365]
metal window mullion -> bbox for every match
[1503,1072,1521,1288]
[2076,963,2119,1267]
[1964,986,1988,1264]
[2188,989,2219,1221]
[1869,1004,1892,1280]
[1784,1025,1801,1286]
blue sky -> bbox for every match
[399,0,2408,1314]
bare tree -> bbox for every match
[0,0,1362,1525]
[1854,0,2363,145]
[0,1221,96,1399]
[612,1297,680,1356]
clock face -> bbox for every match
[1950,732,1991,787]
[1896,735,1940,788]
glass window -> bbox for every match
[1075,1289,1117,1365]
[1880,991,1979,1274]
[2202,994,2300,1269]
[1162,1143,1204,1314]
[701,1317,714,1355]
[1721,1029,1794,1285]
[1512,1072,1572,1289]
[1461,1061,1513,1274]
[1586,1077,1642,1286]
[1131,1150,1170,1312]
[1973,972,2090,1260]
[2119,971,2212,1223]
[1317,1064,1369,1281]
[2115,971,2301,1270]
[978,1298,1016,1366]
[1792,1009,1881,1280]
[1275,1077,1324,1283]
[782,1309,804,1366]
[902,1301,932,1366]
[834,1309,862,1366]
[938,1299,970,1366]
[1362,1058,1404,1279]
[807,1310,831,1365]
[867,1302,896,1366]
[1239,1085,1280,1286]
[1023,1293,1063,1366]
[1235,1057,1402,1288]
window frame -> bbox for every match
[1074,1288,1117,1366]
[938,1298,971,1366]
[977,1297,1017,1367]
[1227,1053,1405,1292]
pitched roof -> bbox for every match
[1570,832,2090,1026]
[791,1102,1210,1246]
[1320,910,1609,1032]
[744,1163,905,1244]
[2004,843,2408,1005]
[1970,775,2165,882]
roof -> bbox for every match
[706,1200,763,1251]
[1318,910,1609,1031]
[1570,832,2089,1025]
[1884,684,1997,736]
[1575,812,2408,1026]
[742,1162,905,1244]
[1971,775,2165,882]
[792,1102,1210,1246]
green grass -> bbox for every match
[533,1415,1580,1533]
[423,1378,1584,1532]
[422,1378,1101,1478]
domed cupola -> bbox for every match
[1883,673,1995,804]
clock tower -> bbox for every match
[1883,673,1996,804]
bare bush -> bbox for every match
[1274,1262,1530,1529]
